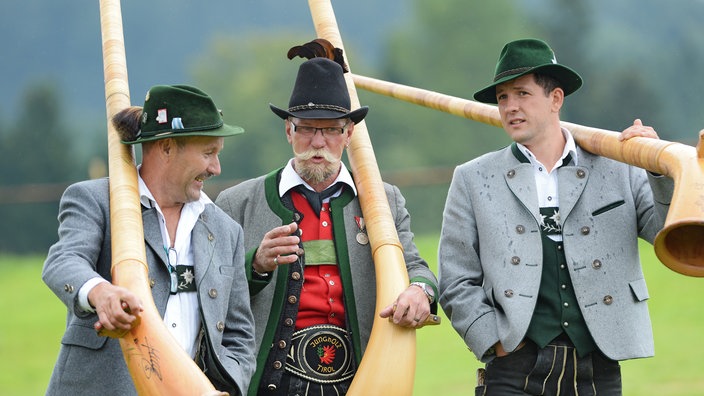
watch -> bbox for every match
[410,282,435,304]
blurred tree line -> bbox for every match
[2,0,704,254]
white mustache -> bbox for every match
[295,149,338,162]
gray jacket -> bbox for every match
[438,145,673,362]
[42,178,256,395]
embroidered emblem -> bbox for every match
[539,207,561,235]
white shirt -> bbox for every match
[516,128,578,241]
[78,168,207,358]
[278,158,357,199]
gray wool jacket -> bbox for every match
[42,178,256,395]
[438,144,673,362]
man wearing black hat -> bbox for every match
[216,56,438,395]
[43,85,256,395]
[438,38,674,395]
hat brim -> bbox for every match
[122,123,244,145]
[473,63,583,104]
[270,103,368,124]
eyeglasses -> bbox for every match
[290,121,349,138]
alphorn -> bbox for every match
[307,1,421,394]
[99,0,226,394]
[352,73,704,278]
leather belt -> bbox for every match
[285,324,356,384]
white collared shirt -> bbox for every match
[516,128,578,241]
[278,158,358,199]
[78,168,206,358]
[137,172,206,358]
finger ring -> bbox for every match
[413,317,421,322]
[273,256,279,265]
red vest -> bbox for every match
[291,191,345,329]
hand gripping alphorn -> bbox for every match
[352,73,704,278]
[306,1,430,394]
[99,0,226,394]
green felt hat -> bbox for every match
[123,84,244,145]
[473,38,583,104]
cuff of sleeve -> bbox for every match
[77,277,109,313]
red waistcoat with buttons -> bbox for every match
[291,191,346,329]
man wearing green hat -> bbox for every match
[43,85,256,395]
[438,39,673,395]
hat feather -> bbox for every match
[287,38,348,72]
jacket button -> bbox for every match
[208,233,214,241]
[273,361,282,370]
[63,284,74,293]
[149,278,156,288]
[581,226,590,235]
[504,289,514,298]
[288,295,297,304]
[209,288,218,298]
[507,169,516,178]
[576,169,586,178]
[292,272,301,281]
[284,318,294,327]
[603,295,613,305]
[592,259,602,269]
[278,340,287,349]
[516,225,525,234]
[216,321,225,332]
[511,256,521,265]
[294,213,302,222]
[267,385,277,391]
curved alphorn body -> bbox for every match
[352,73,704,277]
[99,0,225,394]
[307,1,418,394]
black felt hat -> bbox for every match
[270,57,368,124]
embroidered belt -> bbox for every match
[285,324,356,384]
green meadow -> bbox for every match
[2,236,703,395]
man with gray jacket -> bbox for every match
[438,39,673,395]
[43,85,256,395]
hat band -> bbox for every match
[288,103,350,114]
[494,66,534,82]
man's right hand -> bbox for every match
[252,222,302,273]
[89,282,143,337]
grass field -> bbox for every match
[2,236,703,395]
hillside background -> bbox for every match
[2,0,704,252]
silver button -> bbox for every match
[511,256,521,265]
[216,321,225,332]
[592,260,602,269]
[581,226,590,235]
[516,225,525,234]
[563,321,569,327]
[603,295,613,305]
[209,288,218,298]
[507,169,516,178]
[504,289,514,298]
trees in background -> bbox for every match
[4,1,704,253]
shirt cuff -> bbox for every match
[78,277,109,313]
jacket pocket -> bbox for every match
[629,278,650,302]
[592,200,626,216]
[62,320,109,350]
